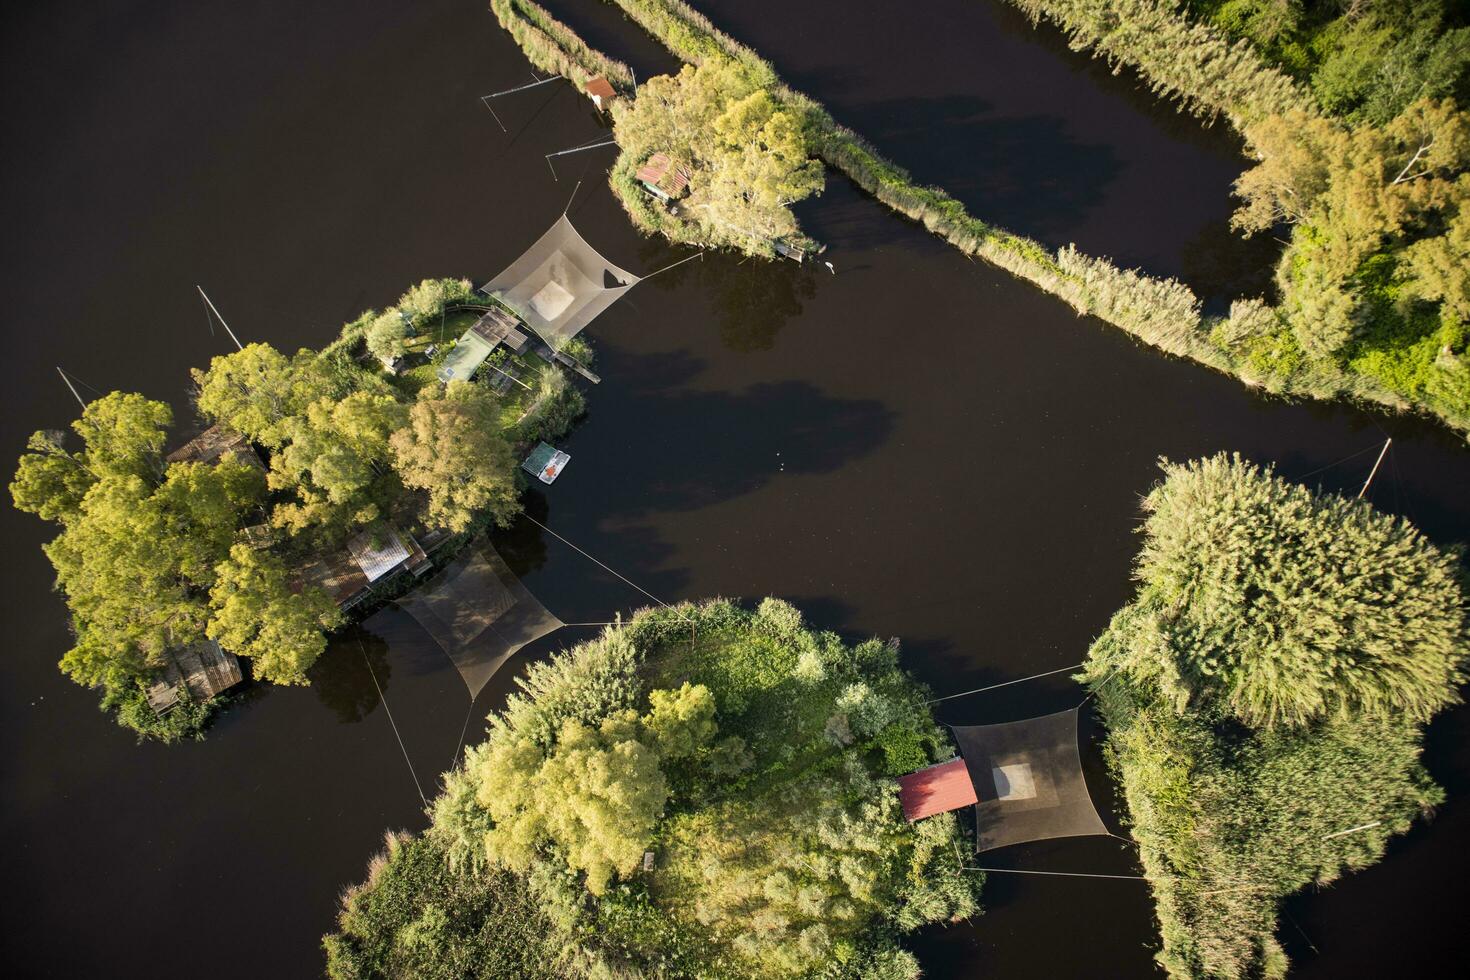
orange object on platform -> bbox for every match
[898,757,979,821]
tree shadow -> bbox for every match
[812,93,1124,244]
[637,242,820,352]
[308,626,390,724]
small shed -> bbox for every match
[585,75,617,112]
[898,757,979,821]
[635,153,692,202]
[145,639,243,714]
[166,425,264,471]
[437,307,525,383]
[522,442,570,484]
[294,523,427,609]
[347,524,429,583]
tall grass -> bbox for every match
[1003,0,1316,128]
[489,0,633,94]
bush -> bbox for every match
[1084,454,1467,977]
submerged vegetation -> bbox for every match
[326,599,979,979]
[1082,454,1469,977]
[11,278,586,740]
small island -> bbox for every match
[1082,453,1468,978]
[324,599,980,979]
[11,278,588,740]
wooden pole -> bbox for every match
[56,367,87,410]
[197,286,243,351]
[1358,438,1391,498]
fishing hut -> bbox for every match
[897,708,1108,852]
[585,75,618,113]
[293,523,430,611]
[437,306,530,383]
[635,153,692,204]
[166,424,264,471]
[145,639,243,714]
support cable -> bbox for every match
[358,639,426,807]
[925,662,1084,704]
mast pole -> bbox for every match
[56,367,87,410]
[1358,438,1392,498]
[197,286,244,351]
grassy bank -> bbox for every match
[489,0,633,95]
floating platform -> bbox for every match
[522,442,570,484]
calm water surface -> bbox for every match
[1,2,1466,977]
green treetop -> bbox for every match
[208,543,342,685]
[389,381,519,534]
[474,682,719,894]
[193,343,347,447]
[1105,452,1468,728]
[268,391,409,535]
[613,59,824,252]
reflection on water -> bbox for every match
[308,628,389,724]
[639,240,818,351]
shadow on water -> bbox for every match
[827,94,1125,242]
[588,353,897,518]
[639,243,820,352]
[308,628,390,724]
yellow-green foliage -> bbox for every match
[325,832,569,980]
[413,600,979,979]
[1115,453,1468,728]
[1004,0,1316,127]
[592,1,1468,435]
[611,59,824,254]
[488,0,633,93]
[1084,454,1465,977]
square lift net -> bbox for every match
[481,213,640,352]
[951,707,1108,852]
[397,538,563,699]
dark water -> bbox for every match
[1,1,1466,977]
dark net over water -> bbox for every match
[396,538,563,698]
[952,707,1108,852]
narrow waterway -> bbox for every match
[1,2,1465,977]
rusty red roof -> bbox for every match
[635,152,691,197]
[585,76,616,102]
[898,757,978,821]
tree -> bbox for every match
[365,311,408,364]
[45,457,265,689]
[475,685,719,895]
[389,382,519,533]
[1234,98,1470,357]
[193,343,343,447]
[612,59,823,252]
[10,430,95,522]
[396,277,476,323]
[207,543,342,685]
[11,391,174,520]
[71,391,173,481]
[1105,453,1468,728]
[268,392,408,535]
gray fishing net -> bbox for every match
[480,213,639,351]
[951,707,1109,852]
